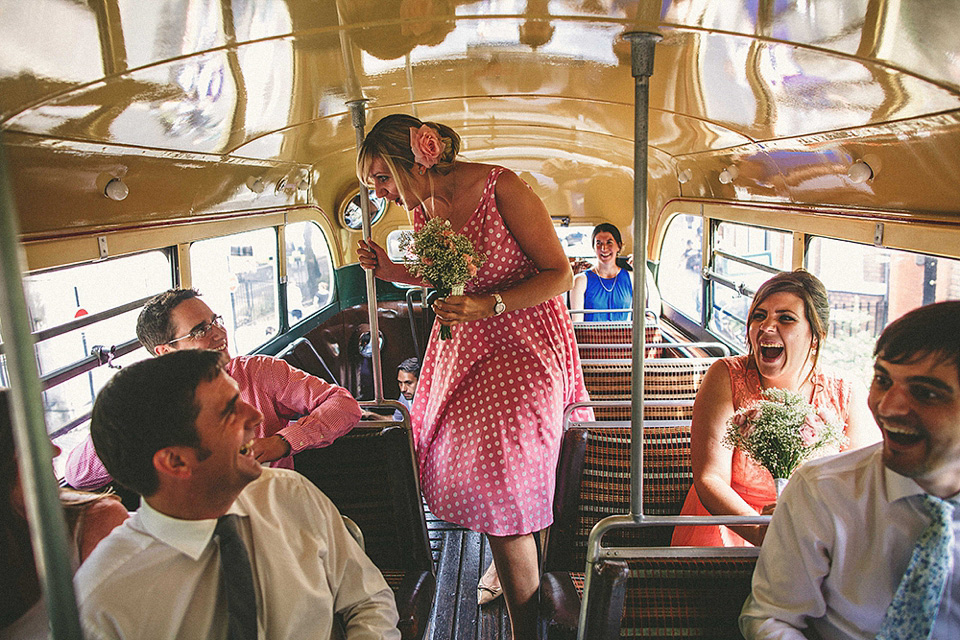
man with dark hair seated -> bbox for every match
[65,288,361,489]
[74,350,400,639]
[741,300,960,639]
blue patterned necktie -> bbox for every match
[876,494,955,640]
[215,515,258,640]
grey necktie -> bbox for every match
[214,514,258,640]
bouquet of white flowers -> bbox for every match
[400,218,485,340]
[723,388,847,495]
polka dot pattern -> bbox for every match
[410,167,593,536]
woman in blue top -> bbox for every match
[570,223,660,321]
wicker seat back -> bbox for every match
[546,424,693,572]
[585,554,758,640]
[582,358,714,420]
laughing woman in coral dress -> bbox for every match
[671,270,880,547]
[356,114,591,639]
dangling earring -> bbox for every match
[417,164,425,176]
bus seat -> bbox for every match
[581,357,716,420]
[277,336,340,385]
[544,423,693,573]
[574,321,663,360]
[540,559,628,640]
[293,425,435,640]
[541,553,758,640]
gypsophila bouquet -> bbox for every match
[723,388,847,495]
[400,217,485,340]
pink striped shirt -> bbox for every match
[64,355,361,489]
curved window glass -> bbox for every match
[285,221,335,325]
[342,189,387,230]
[658,214,703,322]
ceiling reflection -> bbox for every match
[0,0,957,169]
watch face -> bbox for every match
[495,298,505,314]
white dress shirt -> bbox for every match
[393,394,413,422]
[740,443,960,640]
[74,468,400,640]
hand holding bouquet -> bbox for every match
[401,218,485,340]
[723,388,847,496]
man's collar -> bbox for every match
[883,463,960,506]
[140,498,248,561]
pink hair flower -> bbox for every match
[410,125,443,169]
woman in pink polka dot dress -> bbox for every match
[357,114,591,639]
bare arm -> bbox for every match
[356,237,425,286]
[78,498,129,562]
[434,169,573,324]
[570,273,587,311]
[691,360,768,546]
[842,380,881,450]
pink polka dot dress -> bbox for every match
[411,166,592,536]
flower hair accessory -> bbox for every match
[410,125,444,169]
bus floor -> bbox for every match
[425,502,512,640]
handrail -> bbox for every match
[711,249,782,276]
[348,100,384,404]
[40,338,143,391]
[0,140,84,637]
[0,294,155,355]
[575,30,661,640]
[578,341,730,358]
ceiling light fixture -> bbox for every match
[103,178,128,201]
[718,165,739,185]
[246,177,265,194]
[848,160,874,184]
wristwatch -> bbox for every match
[492,293,506,316]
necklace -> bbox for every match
[595,269,619,293]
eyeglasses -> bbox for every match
[166,315,224,345]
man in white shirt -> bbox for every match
[393,357,420,421]
[740,300,960,639]
[360,357,420,421]
[74,349,400,640]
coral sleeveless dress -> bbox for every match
[411,166,592,536]
[671,355,852,547]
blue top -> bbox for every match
[583,269,632,321]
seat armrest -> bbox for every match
[539,571,582,640]
[394,570,436,640]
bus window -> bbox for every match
[807,237,960,385]
[658,214,703,321]
[709,222,792,349]
[285,221,335,325]
[555,225,594,259]
[386,229,411,262]
[191,228,279,355]
[4,251,173,464]
[342,189,387,230]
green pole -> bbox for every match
[0,139,85,639]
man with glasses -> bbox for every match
[65,288,361,489]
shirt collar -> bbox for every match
[883,463,960,507]
[139,498,249,561]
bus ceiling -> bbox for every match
[1,1,959,243]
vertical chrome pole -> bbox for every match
[347,99,384,403]
[0,142,84,637]
[578,31,661,640]
[624,31,660,518]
